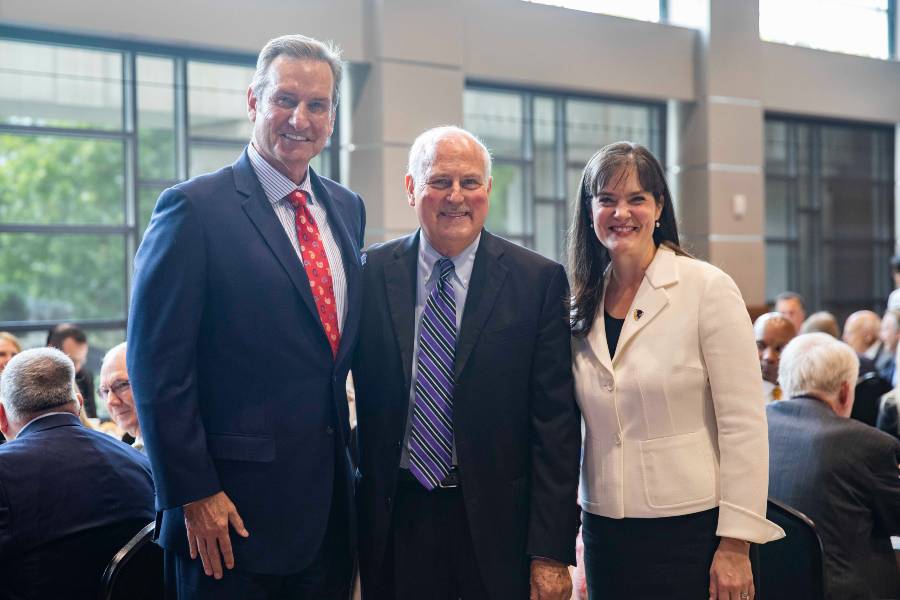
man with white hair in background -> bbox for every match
[99,342,143,451]
[767,333,900,599]
[754,312,796,403]
[0,348,154,599]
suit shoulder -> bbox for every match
[363,235,414,263]
[316,174,360,202]
[490,233,562,272]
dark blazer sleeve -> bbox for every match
[526,264,582,564]
[868,436,900,536]
[128,187,220,510]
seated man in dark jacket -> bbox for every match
[768,333,900,599]
[0,347,155,600]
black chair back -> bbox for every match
[98,521,163,600]
[759,498,825,600]
[852,371,893,427]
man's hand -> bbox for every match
[529,557,572,600]
[183,491,249,579]
[709,537,754,600]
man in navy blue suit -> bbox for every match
[128,34,365,599]
[0,347,155,600]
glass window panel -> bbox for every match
[0,134,124,225]
[522,0,661,21]
[760,0,890,59]
[188,61,254,140]
[822,178,874,239]
[566,99,659,164]
[568,166,585,207]
[824,242,875,304]
[464,89,523,158]
[137,55,176,180]
[0,40,123,130]
[765,178,791,238]
[0,233,126,322]
[821,126,875,179]
[534,97,558,198]
[765,243,790,301]
[487,164,527,236]
[764,121,788,175]
[189,142,246,178]
[535,202,564,262]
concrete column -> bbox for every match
[669,0,767,307]
[348,0,465,244]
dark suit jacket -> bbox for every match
[352,231,581,599]
[0,413,155,599]
[128,149,365,574]
[767,396,900,599]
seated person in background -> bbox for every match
[99,342,143,451]
[886,255,900,311]
[843,310,885,377]
[767,333,900,600]
[775,290,807,335]
[0,348,155,600]
[754,312,796,402]
[878,309,900,386]
[0,332,21,446]
[800,311,840,338]
[46,323,97,419]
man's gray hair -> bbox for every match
[250,34,343,109]
[778,333,859,399]
[0,347,78,424]
[407,126,492,190]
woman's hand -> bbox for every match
[709,537,753,600]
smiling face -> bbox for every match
[247,56,335,184]
[757,318,796,384]
[406,134,491,258]
[590,166,662,263]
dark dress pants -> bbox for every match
[165,456,352,600]
[366,470,491,600]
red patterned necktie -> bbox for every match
[287,189,340,358]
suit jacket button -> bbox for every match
[614,433,622,446]
[326,426,335,435]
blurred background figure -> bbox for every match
[99,342,142,451]
[775,291,807,335]
[754,312,797,403]
[878,309,900,387]
[843,310,885,377]
[886,255,900,311]
[46,323,97,419]
[800,311,839,338]
[0,331,20,374]
[768,333,900,599]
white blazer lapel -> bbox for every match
[612,246,678,365]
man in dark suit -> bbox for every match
[353,126,581,599]
[767,333,900,599]
[0,348,155,600]
[128,34,365,599]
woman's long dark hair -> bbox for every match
[566,141,687,337]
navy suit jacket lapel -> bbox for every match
[234,151,324,343]
[383,232,419,392]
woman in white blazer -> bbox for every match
[567,142,784,600]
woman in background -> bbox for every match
[567,142,784,599]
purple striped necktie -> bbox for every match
[409,257,457,490]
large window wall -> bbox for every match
[765,116,895,318]
[464,85,665,263]
[0,27,339,351]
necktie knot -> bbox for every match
[436,257,455,285]
[287,189,307,209]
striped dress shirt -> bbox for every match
[247,143,348,329]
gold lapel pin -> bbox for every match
[633,309,644,321]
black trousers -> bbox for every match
[164,459,352,600]
[582,508,759,600]
[366,470,491,600]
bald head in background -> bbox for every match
[843,311,881,355]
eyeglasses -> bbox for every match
[99,380,131,400]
